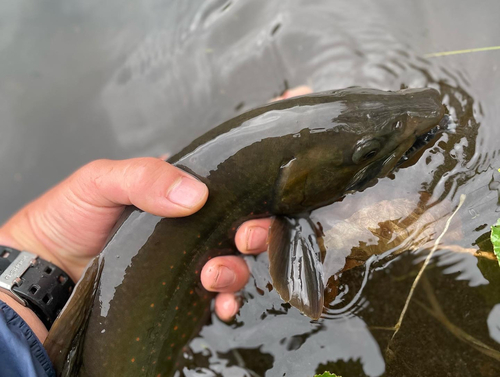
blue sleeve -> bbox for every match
[0,300,56,377]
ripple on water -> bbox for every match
[166,1,499,376]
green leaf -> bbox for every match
[314,373,341,377]
[490,219,500,266]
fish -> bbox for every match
[44,87,445,376]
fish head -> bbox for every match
[273,87,445,214]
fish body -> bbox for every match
[45,87,444,376]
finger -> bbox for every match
[214,293,240,321]
[200,256,249,293]
[235,218,272,254]
[74,158,208,218]
[281,85,313,99]
[271,85,313,102]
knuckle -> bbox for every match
[127,158,172,192]
[78,159,112,194]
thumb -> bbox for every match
[72,157,209,217]
[0,158,208,280]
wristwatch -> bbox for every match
[0,246,75,330]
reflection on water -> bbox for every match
[2,0,500,376]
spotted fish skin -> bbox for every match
[45,87,444,376]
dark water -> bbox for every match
[1,1,500,376]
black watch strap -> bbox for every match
[0,246,75,329]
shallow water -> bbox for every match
[1,0,500,376]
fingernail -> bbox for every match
[167,177,207,209]
[222,297,238,318]
[246,226,268,251]
[212,266,236,289]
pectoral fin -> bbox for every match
[268,216,325,319]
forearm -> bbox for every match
[0,289,48,343]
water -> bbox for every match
[1,0,499,376]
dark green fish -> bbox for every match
[45,88,444,376]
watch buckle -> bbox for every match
[0,251,38,306]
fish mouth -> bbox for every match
[398,114,452,165]
[346,114,450,193]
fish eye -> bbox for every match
[352,139,381,164]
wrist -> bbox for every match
[0,290,48,343]
[0,246,75,335]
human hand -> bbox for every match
[0,86,312,334]
[0,158,211,281]
[0,157,209,342]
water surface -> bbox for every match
[1,1,499,376]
